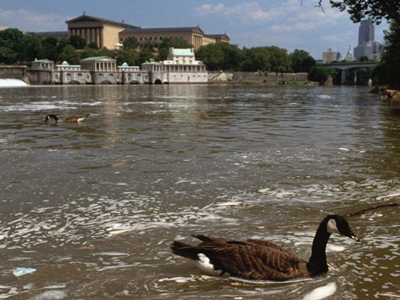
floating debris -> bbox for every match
[13,268,36,277]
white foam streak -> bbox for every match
[302,282,337,300]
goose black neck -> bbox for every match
[307,217,331,276]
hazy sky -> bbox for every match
[0,0,389,59]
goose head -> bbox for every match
[44,114,58,123]
[325,215,360,242]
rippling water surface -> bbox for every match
[0,85,399,299]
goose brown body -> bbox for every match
[171,215,359,281]
[44,114,90,124]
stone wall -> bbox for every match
[0,66,29,83]
[27,69,52,84]
[208,71,308,82]
[232,72,308,81]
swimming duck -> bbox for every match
[44,114,90,124]
[171,215,359,281]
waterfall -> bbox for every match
[0,79,28,87]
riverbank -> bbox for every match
[208,79,318,86]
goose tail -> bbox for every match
[171,241,199,260]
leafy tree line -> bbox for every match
[196,43,316,73]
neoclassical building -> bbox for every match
[33,14,229,50]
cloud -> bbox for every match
[268,22,318,32]
[0,8,70,32]
[194,1,286,23]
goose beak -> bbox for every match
[349,234,360,242]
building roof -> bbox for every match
[142,59,160,65]
[205,33,230,41]
[80,56,116,62]
[32,59,53,63]
[172,49,194,56]
[67,14,140,29]
[122,26,204,34]
[32,31,68,36]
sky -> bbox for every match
[0,0,389,59]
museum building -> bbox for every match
[34,14,229,50]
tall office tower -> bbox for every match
[354,19,381,60]
[358,19,375,45]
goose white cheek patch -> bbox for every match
[327,219,340,234]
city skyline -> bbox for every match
[0,0,389,59]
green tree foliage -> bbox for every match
[267,46,291,73]
[290,49,316,73]
[359,55,369,62]
[97,47,115,58]
[80,46,98,60]
[159,37,193,49]
[59,44,80,65]
[0,28,24,64]
[241,47,271,72]
[138,48,153,65]
[88,42,99,49]
[57,38,69,54]
[374,22,400,86]
[326,0,400,24]
[157,48,169,61]
[21,35,43,63]
[123,37,139,50]
[68,35,86,49]
[196,43,242,71]
[308,65,329,83]
[41,37,59,62]
[116,49,137,66]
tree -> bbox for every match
[97,47,115,58]
[0,28,24,63]
[359,55,369,62]
[57,38,69,54]
[196,44,225,71]
[59,44,80,65]
[80,46,98,60]
[116,49,137,66]
[123,37,139,50]
[196,43,242,71]
[88,42,99,49]
[290,49,316,73]
[265,46,291,73]
[325,0,400,24]
[308,65,329,83]
[68,35,86,49]
[241,47,271,72]
[138,48,153,65]
[373,22,400,86]
[21,35,43,63]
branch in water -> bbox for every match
[345,204,398,218]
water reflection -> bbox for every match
[0,85,399,299]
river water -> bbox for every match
[0,85,399,300]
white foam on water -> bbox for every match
[0,79,28,88]
[302,282,337,300]
[229,276,314,285]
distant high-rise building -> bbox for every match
[322,48,340,64]
[358,19,375,45]
[354,19,381,61]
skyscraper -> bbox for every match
[358,19,375,45]
[354,19,381,60]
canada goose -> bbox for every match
[44,114,90,124]
[171,215,360,281]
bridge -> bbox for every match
[323,62,377,84]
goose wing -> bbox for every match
[200,243,306,281]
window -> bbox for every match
[140,37,142,41]
[155,37,158,40]
[149,37,152,40]
[145,37,147,40]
